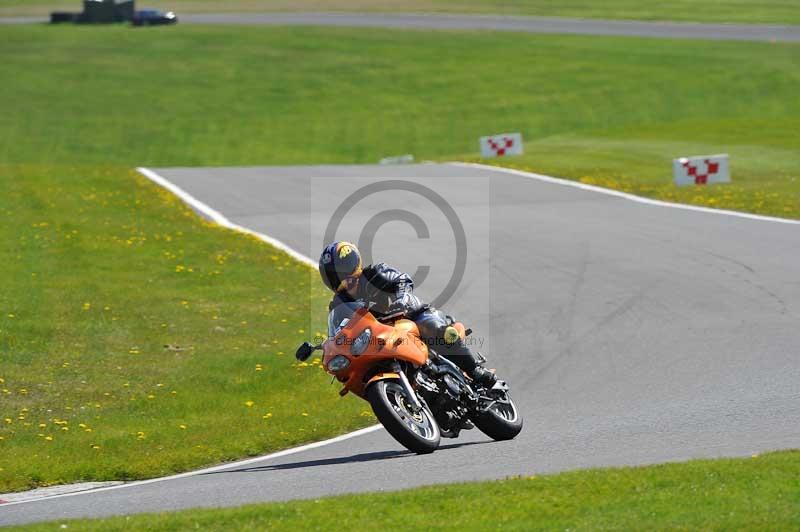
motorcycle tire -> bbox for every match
[472,392,523,441]
[368,379,440,454]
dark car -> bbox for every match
[132,9,177,26]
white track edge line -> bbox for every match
[136,167,317,267]
[0,167,383,509]
[451,162,800,225]
[1,426,382,508]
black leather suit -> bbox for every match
[329,263,485,375]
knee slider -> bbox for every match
[443,325,460,344]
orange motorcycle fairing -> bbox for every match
[322,308,429,398]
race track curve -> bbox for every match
[1,163,798,525]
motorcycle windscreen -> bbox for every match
[327,300,367,338]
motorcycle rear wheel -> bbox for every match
[368,380,440,454]
[473,392,523,441]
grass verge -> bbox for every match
[2,0,800,24]
[11,450,800,530]
[1,25,798,218]
[0,165,371,492]
[1,23,798,491]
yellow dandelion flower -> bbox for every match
[301,412,309,417]
[92,445,100,450]
[4,418,11,424]
[147,394,155,399]
[39,423,47,428]
[45,436,53,441]
[6,314,14,319]
[83,302,91,310]
[79,423,87,428]
[61,426,69,431]
[179,424,187,430]
[244,400,255,407]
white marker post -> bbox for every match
[480,132,523,158]
[673,154,730,186]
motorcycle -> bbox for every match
[296,301,522,454]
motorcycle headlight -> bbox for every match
[327,355,350,373]
[350,328,372,356]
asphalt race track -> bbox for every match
[2,13,799,42]
[178,13,800,42]
[2,163,798,525]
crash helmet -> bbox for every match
[318,241,362,292]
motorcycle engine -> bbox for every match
[442,374,463,398]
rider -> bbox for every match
[317,241,496,386]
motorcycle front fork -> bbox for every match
[393,361,423,413]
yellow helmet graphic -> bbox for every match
[338,243,354,259]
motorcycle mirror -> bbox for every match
[295,342,319,361]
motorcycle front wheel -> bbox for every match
[368,379,440,454]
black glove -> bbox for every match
[382,299,407,320]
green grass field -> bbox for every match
[1,22,798,494]
[2,0,799,24]
[1,25,798,217]
[0,165,371,492]
[11,450,800,530]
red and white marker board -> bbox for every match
[673,154,730,186]
[480,132,523,158]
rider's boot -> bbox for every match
[470,366,497,386]
[439,335,497,387]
